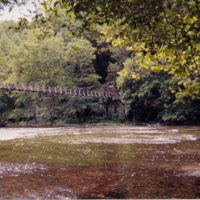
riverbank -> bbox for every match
[0,122,200,129]
[1,119,200,128]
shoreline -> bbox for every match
[1,123,200,129]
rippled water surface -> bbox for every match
[0,125,200,199]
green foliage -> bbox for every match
[0,20,110,124]
[0,91,14,125]
[162,100,200,124]
[64,38,100,87]
[0,0,200,125]
[117,57,200,124]
[50,0,200,101]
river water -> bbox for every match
[0,125,199,199]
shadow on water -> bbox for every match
[0,125,200,199]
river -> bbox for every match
[0,125,199,199]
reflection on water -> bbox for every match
[1,186,77,200]
[0,163,46,177]
[180,164,200,177]
[0,126,199,144]
[0,125,199,199]
[0,128,61,141]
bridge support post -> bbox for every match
[104,98,124,120]
[104,99,115,119]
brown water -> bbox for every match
[0,125,199,199]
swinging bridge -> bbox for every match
[0,82,121,102]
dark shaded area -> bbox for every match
[93,42,113,83]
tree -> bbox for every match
[0,19,106,124]
[0,25,68,123]
[0,0,199,124]
[64,38,100,87]
[47,0,200,100]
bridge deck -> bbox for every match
[0,84,120,100]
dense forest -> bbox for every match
[0,0,200,125]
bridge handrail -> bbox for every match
[0,83,120,100]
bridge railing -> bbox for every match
[0,83,120,100]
